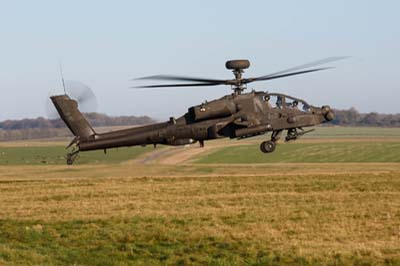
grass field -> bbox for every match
[0,145,152,165]
[303,126,400,138]
[196,142,400,163]
[0,127,399,265]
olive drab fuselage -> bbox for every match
[51,57,342,164]
[51,91,334,161]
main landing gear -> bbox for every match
[259,128,316,154]
[260,130,282,153]
[199,140,204,148]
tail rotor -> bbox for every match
[46,80,98,119]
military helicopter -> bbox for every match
[51,57,343,165]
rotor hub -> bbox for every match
[225,60,251,94]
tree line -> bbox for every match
[331,108,400,127]
[0,113,155,141]
[0,113,155,130]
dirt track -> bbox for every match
[132,139,246,164]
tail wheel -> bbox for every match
[67,157,74,165]
[260,141,276,153]
[66,151,79,165]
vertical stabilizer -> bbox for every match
[50,95,96,140]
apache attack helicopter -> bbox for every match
[51,57,343,165]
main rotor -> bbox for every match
[134,56,349,95]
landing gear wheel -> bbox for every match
[66,151,79,165]
[67,158,73,165]
[199,140,205,148]
[260,141,276,153]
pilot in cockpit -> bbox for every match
[292,100,299,110]
[276,96,283,109]
[263,95,272,108]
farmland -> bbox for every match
[0,127,399,265]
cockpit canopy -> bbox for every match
[263,93,311,112]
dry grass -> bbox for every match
[0,163,399,265]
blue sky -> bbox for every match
[0,0,399,120]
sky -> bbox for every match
[0,0,399,121]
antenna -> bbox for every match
[59,62,67,95]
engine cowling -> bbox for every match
[189,100,237,121]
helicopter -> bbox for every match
[50,57,343,165]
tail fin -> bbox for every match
[50,95,96,141]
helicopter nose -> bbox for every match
[321,105,335,121]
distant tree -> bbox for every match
[360,112,380,126]
[331,107,361,126]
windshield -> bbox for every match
[285,96,310,112]
[267,94,311,112]
[264,95,283,109]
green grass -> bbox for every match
[305,126,400,138]
[1,127,399,166]
[0,218,321,266]
[2,217,397,266]
[0,146,152,165]
[197,142,400,163]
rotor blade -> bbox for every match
[254,56,349,80]
[75,89,93,102]
[134,74,227,84]
[132,82,223,89]
[244,67,333,83]
[46,80,98,118]
[64,80,98,112]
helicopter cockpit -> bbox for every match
[263,93,311,113]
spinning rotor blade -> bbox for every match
[133,82,223,89]
[46,80,98,119]
[133,67,333,89]
[244,67,332,83]
[133,56,348,90]
[135,74,226,84]
[68,86,93,103]
[250,56,349,81]
[64,81,98,112]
